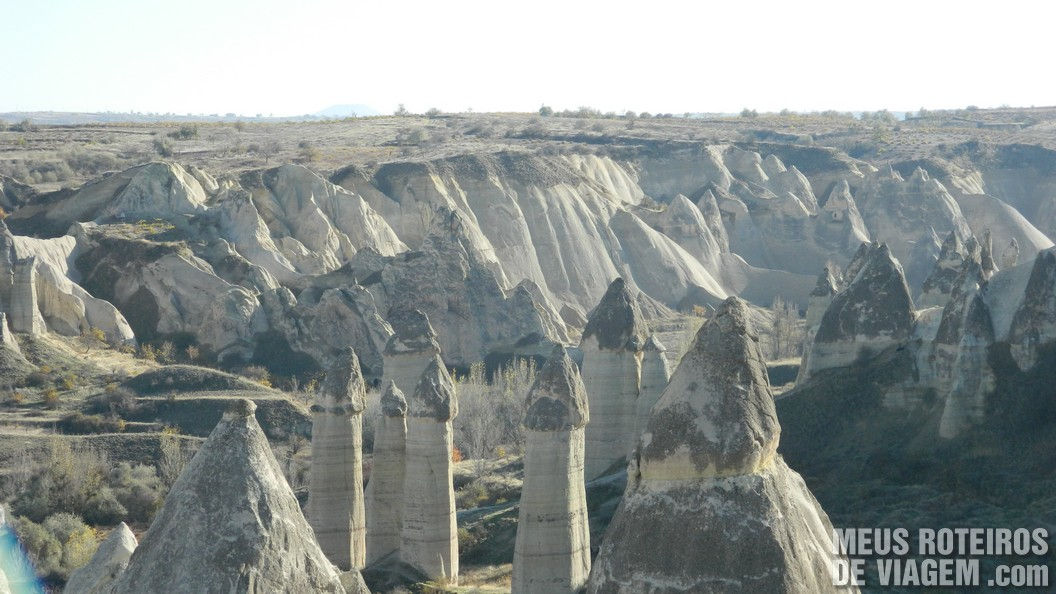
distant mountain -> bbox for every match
[316,104,380,118]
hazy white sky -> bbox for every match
[1,0,1052,116]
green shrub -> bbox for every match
[57,413,125,435]
[168,124,198,140]
[82,486,127,525]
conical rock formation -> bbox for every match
[806,243,914,377]
[589,298,854,593]
[63,522,137,594]
[109,399,349,593]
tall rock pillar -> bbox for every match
[512,346,591,594]
[401,356,459,582]
[10,257,45,335]
[308,347,367,570]
[581,278,647,479]
[364,380,408,564]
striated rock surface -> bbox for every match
[589,298,851,593]
[806,243,915,378]
[401,357,459,582]
[635,335,671,443]
[63,522,137,594]
[110,399,350,593]
[10,257,45,335]
[581,279,647,479]
[309,348,368,570]
[364,207,568,366]
[513,346,591,594]
[365,381,408,565]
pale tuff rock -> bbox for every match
[382,308,442,399]
[980,228,997,279]
[63,522,137,594]
[401,357,459,582]
[589,298,851,593]
[768,165,819,214]
[10,257,45,335]
[77,229,265,359]
[695,190,731,252]
[5,229,135,344]
[513,346,591,594]
[98,162,209,221]
[1002,237,1020,269]
[582,279,647,479]
[642,194,726,275]
[309,348,368,570]
[636,146,733,200]
[806,243,915,377]
[635,335,671,444]
[855,166,972,289]
[215,187,300,283]
[239,164,406,276]
[920,232,968,307]
[371,207,568,366]
[1007,248,1056,371]
[0,314,22,357]
[762,153,787,176]
[365,381,408,565]
[608,210,727,306]
[723,146,769,184]
[110,399,349,593]
[796,268,840,384]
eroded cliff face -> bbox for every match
[2,138,1054,384]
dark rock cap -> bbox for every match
[384,308,440,355]
[815,243,914,343]
[582,278,648,351]
[640,297,779,477]
[408,355,458,421]
[318,347,367,414]
[811,268,839,298]
[380,380,408,418]
[934,258,986,345]
[524,345,589,431]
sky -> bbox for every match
[1,0,1053,116]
